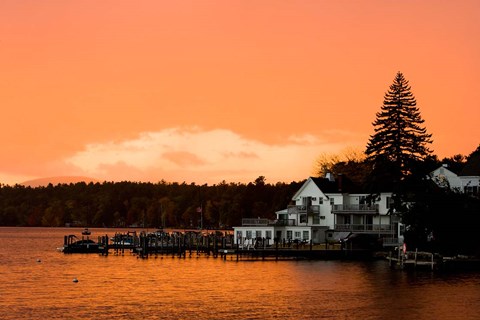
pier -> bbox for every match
[386,249,480,271]
[62,230,376,261]
[387,250,439,270]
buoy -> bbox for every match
[73,278,79,283]
[36,259,41,263]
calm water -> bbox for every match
[1,227,480,319]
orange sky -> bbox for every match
[1,0,479,185]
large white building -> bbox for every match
[234,176,403,248]
[430,165,480,196]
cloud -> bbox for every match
[162,151,206,167]
[63,127,357,184]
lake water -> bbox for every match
[1,227,480,320]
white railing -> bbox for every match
[241,218,270,226]
[241,218,297,226]
[335,224,392,232]
[332,204,378,213]
[287,205,321,214]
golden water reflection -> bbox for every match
[1,227,480,320]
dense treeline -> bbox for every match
[0,177,303,228]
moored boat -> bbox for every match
[62,235,100,253]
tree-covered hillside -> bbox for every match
[0,177,303,228]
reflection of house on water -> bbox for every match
[234,174,404,250]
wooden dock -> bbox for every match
[62,231,377,261]
[387,250,442,270]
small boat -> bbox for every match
[81,228,91,235]
[62,235,100,253]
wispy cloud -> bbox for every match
[60,127,358,184]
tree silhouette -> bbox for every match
[366,72,432,183]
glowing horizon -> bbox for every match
[1,1,479,185]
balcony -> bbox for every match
[241,218,296,227]
[287,205,320,215]
[335,224,393,234]
[274,219,296,226]
[241,218,270,226]
[331,204,378,215]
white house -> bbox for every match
[430,165,480,196]
[234,175,403,248]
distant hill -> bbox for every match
[20,176,100,187]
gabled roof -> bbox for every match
[291,177,326,200]
[430,165,458,177]
[313,175,363,193]
[292,175,363,200]
[310,177,341,193]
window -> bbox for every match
[330,198,335,205]
[465,186,479,195]
[236,230,242,239]
[313,216,320,224]
[303,231,309,240]
[300,214,307,223]
[386,197,394,209]
[266,230,272,239]
[246,230,252,239]
[294,231,301,239]
[276,230,282,240]
[319,197,323,204]
[302,196,312,206]
[255,230,262,239]
[287,230,293,240]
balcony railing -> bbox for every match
[241,218,297,227]
[274,219,296,226]
[335,224,393,233]
[332,204,378,214]
[241,219,270,226]
[287,205,320,215]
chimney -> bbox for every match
[337,173,343,192]
[325,172,335,182]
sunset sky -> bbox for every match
[1,0,479,185]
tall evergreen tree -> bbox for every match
[365,72,433,182]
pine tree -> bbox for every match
[366,72,432,181]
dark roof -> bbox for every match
[311,175,363,193]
